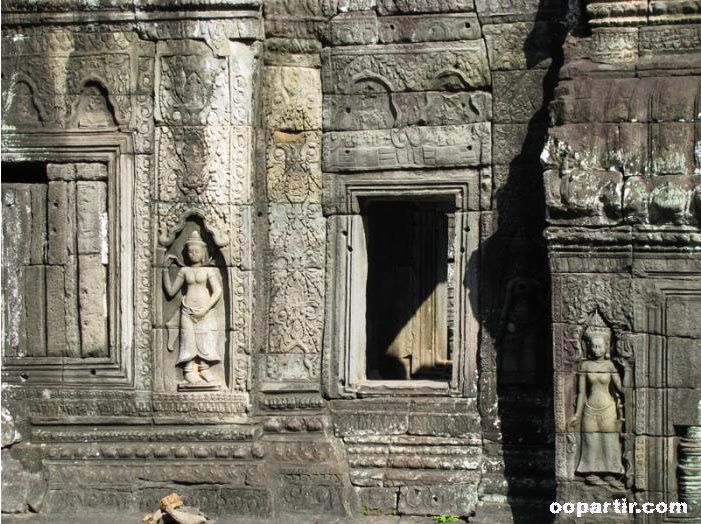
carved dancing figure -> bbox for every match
[498,274,544,384]
[163,230,223,385]
[569,324,625,490]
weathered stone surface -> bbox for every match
[29,184,47,265]
[339,0,377,12]
[376,0,475,15]
[276,469,346,514]
[1,407,21,447]
[45,266,67,356]
[2,187,29,356]
[2,0,699,521]
[268,268,324,355]
[475,0,565,22]
[331,401,411,436]
[397,484,478,515]
[492,123,542,164]
[264,66,322,131]
[330,12,379,45]
[492,70,547,124]
[377,14,481,43]
[323,124,491,171]
[267,130,322,203]
[269,204,325,270]
[323,91,492,130]
[47,181,69,264]
[591,28,639,64]
[667,336,701,388]
[76,181,107,257]
[77,254,108,357]
[24,265,46,357]
[483,22,554,70]
[1,450,44,513]
[322,42,490,94]
[357,487,399,513]
[550,76,701,125]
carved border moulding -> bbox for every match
[322,168,487,215]
[475,0,564,23]
[649,0,701,23]
[323,171,481,398]
[1,388,151,424]
[586,0,648,27]
[321,42,490,94]
[134,154,154,391]
[42,443,263,461]
[591,28,639,64]
[2,132,135,388]
[137,18,264,48]
[259,393,326,411]
[376,0,475,15]
[151,392,250,423]
[323,124,491,172]
[323,91,493,132]
[32,425,260,442]
[377,14,482,43]
[276,468,347,515]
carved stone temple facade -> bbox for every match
[1,0,700,522]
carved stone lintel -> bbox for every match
[323,124,491,172]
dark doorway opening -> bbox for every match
[362,198,454,381]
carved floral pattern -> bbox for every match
[158,54,229,125]
[269,269,324,354]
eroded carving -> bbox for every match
[322,42,490,94]
[324,124,491,172]
[267,131,322,204]
[157,54,229,125]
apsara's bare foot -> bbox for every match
[184,370,203,384]
[585,475,606,486]
[199,368,215,383]
[604,476,625,490]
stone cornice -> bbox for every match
[1,0,262,27]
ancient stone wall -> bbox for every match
[544,1,701,522]
[1,0,699,522]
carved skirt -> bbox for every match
[174,305,222,365]
[576,401,624,474]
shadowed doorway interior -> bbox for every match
[362,198,454,382]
